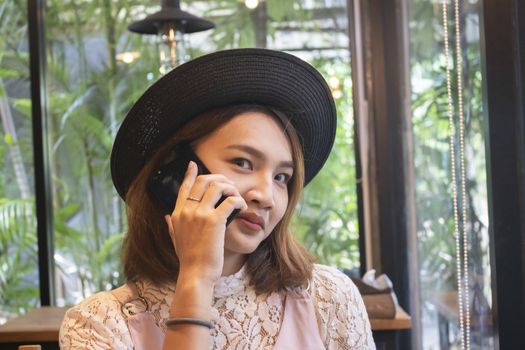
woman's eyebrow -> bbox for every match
[226,144,295,169]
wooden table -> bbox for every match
[0,305,411,349]
[370,306,411,331]
[0,306,68,350]
[370,305,411,350]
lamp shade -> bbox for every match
[128,0,214,35]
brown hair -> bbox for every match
[122,104,315,294]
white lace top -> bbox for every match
[59,264,375,349]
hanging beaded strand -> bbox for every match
[454,0,471,347]
[442,0,470,348]
[441,2,464,347]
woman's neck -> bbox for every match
[222,252,248,276]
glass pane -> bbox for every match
[408,0,494,348]
[0,0,39,322]
[46,0,159,305]
[47,0,358,305]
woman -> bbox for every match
[59,48,375,349]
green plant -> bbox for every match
[0,0,40,320]
[0,199,38,319]
[293,59,359,270]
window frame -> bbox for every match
[480,0,525,346]
[28,0,56,307]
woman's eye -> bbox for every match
[233,158,251,169]
[275,173,292,184]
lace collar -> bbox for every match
[135,264,249,307]
[213,264,248,299]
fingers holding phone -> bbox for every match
[149,143,242,224]
[183,168,236,208]
[166,161,247,282]
[176,161,246,223]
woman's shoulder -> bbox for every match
[311,264,376,349]
[64,282,137,314]
[59,286,133,349]
[65,290,119,316]
[312,263,358,293]
[311,264,365,308]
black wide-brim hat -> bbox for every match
[111,48,337,200]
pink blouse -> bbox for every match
[60,264,376,349]
[127,289,324,349]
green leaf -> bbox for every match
[4,133,13,145]
[11,98,32,117]
[0,68,19,79]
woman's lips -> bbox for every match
[236,212,265,231]
[238,217,263,231]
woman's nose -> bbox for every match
[244,174,275,208]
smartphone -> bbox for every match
[148,143,240,226]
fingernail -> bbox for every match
[186,161,195,174]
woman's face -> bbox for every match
[194,111,293,257]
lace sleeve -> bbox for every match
[312,264,376,350]
[59,291,133,350]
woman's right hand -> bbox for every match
[164,161,247,284]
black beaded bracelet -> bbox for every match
[165,318,213,329]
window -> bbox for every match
[408,0,495,347]
[0,0,39,321]
[2,0,359,310]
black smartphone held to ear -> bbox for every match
[148,143,240,226]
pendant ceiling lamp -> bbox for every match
[128,0,214,73]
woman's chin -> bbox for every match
[224,222,268,255]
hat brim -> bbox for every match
[111,48,337,200]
